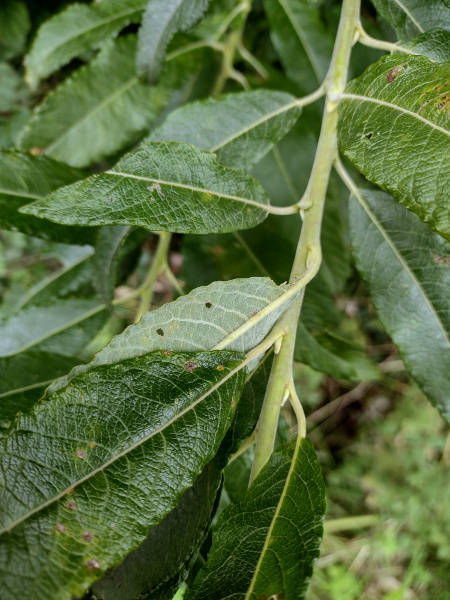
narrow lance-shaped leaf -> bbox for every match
[186,436,326,600]
[0,149,94,243]
[370,0,450,40]
[137,0,212,83]
[0,350,246,600]
[93,226,132,304]
[20,141,270,233]
[149,90,302,171]
[47,277,290,395]
[24,0,147,89]
[349,189,450,423]
[338,55,450,241]
[263,0,332,91]
[19,35,204,168]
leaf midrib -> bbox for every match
[391,0,424,33]
[353,189,450,347]
[340,93,450,137]
[0,188,43,201]
[0,356,248,535]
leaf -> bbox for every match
[0,150,94,244]
[0,350,246,600]
[263,0,332,90]
[0,0,30,59]
[149,90,302,170]
[47,277,289,395]
[0,63,28,113]
[88,458,223,600]
[399,28,450,61]
[349,189,450,422]
[186,436,325,600]
[338,55,450,242]
[19,35,204,168]
[20,141,270,233]
[93,226,132,304]
[137,0,212,83]
[24,0,147,89]
[371,0,450,40]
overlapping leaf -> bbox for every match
[24,0,147,89]
[150,90,302,170]
[137,0,212,83]
[186,436,325,600]
[263,0,332,91]
[0,150,93,243]
[338,55,450,241]
[371,0,450,40]
[19,36,203,167]
[399,28,450,61]
[20,141,270,233]
[0,351,246,600]
[350,189,450,422]
[0,0,30,59]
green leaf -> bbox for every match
[186,436,325,600]
[19,36,203,168]
[0,150,94,243]
[47,277,289,395]
[88,457,223,600]
[399,28,450,61]
[24,0,147,89]
[0,0,30,59]
[20,141,270,233]
[137,0,212,83]
[0,63,28,113]
[93,226,132,304]
[371,0,450,39]
[0,350,246,600]
[349,189,450,422]
[338,55,450,241]
[149,90,301,170]
[263,0,332,90]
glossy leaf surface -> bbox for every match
[0,351,246,600]
[187,437,325,600]
[350,189,450,422]
[371,0,450,39]
[150,90,301,170]
[24,0,147,89]
[338,55,450,241]
[137,0,211,83]
[19,36,202,168]
[21,142,269,233]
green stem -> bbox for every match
[134,231,172,323]
[324,515,379,533]
[250,0,361,484]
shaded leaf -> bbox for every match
[350,189,450,422]
[338,55,450,241]
[0,150,94,243]
[263,0,332,90]
[0,350,246,600]
[137,0,211,83]
[371,0,450,39]
[186,437,325,600]
[150,90,301,170]
[0,0,30,59]
[93,226,132,305]
[20,141,269,233]
[399,28,450,61]
[24,0,147,89]
[0,63,28,113]
[19,35,204,168]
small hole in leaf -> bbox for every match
[156,328,164,337]
[364,132,373,140]
[205,302,212,308]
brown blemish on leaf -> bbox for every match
[258,595,267,600]
[85,558,101,570]
[217,365,225,371]
[184,361,197,372]
[30,147,45,155]
[163,350,172,355]
[89,442,95,448]
[432,253,450,265]
[55,523,65,533]
[212,244,223,257]
[387,67,401,83]
[76,449,86,460]
[82,530,94,543]
[67,489,74,495]
[66,501,77,511]
[231,398,236,407]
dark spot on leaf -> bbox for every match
[82,530,94,543]
[205,302,213,308]
[71,596,79,600]
[55,523,65,533]
[76,449,86,460]
[363,132,373,140]
[67,489,74,495]
[184,361,197,372]
[251,311,259,317]
[387,67,401,83]
[66,501,77,511]
[217,365,225,371]
[85,558,101,570]
[109,196,115,202]
[89,442,95,448]
[163,350,172,355]
[258,595,267,600]
[156,328,164,337]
